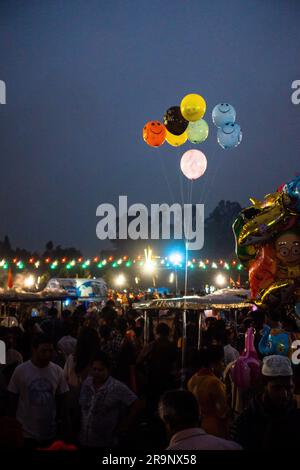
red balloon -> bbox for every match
[143,121,166,147]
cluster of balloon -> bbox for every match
[233,174,300,357]
[142,93,209,181]
[143,93,208,150]
[212,103,242,149]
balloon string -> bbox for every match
[159,152,176,204]
[184,180,193,299]
[179,165,185,209]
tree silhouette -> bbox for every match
[46,241,54,251]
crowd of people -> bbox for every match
[0,300,300,451]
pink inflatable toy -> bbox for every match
[231,327,261,390]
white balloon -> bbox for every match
[180,149,207,180]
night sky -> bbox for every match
[0,0,300,255]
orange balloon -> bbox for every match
[143,121,166,147]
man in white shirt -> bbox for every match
[159,390,242,450]
[8,333,69,448]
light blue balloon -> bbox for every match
[212,103,236,128]
[217,122,242,149]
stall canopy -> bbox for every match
[133,288,251,310]
[0,287,72,303]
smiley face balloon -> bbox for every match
[143,121,167,147]
[180,93,206,122]
[217,122,242,149]
[212,103,236,128]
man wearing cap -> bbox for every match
[231,355,299,449]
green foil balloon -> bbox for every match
[187,119,209,144]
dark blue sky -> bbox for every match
[0,0,300,255]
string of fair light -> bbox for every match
[0,256,243,271]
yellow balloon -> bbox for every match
[166,130,187,147]
[180,93,206,122]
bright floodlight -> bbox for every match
[215,273,226,287]
[24,275,35,288]
[115,274,126,287]
[170,253,182,266]
[143,260,155,274]
[169,272,174,283]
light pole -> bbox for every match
[170,253,182,296]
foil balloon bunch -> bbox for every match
[212,103,242,149]
[233,174,300,317]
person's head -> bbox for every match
[48,307,58,319]
[125,329,136,343]
[224,328,233,346]
[243,317,254,331]
[262,355,294,409]
[73,304,86,320]
[106,299,116,309]
[62,318,79,337]
[31,334,54,367]
[74,326,100,374]
[156,322,170,339]
[4,332,16,350]
[211,320,226,346]
[158,390,199,437]
[90,351,111,385]
[114,317,128,335]
[196,345,225,378]
[101,306,117,325]
[62,309,72,320]
[269,310,281,324]
[23,317,38,332]
[99,324,112,341]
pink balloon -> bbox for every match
[180,149,207,180]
